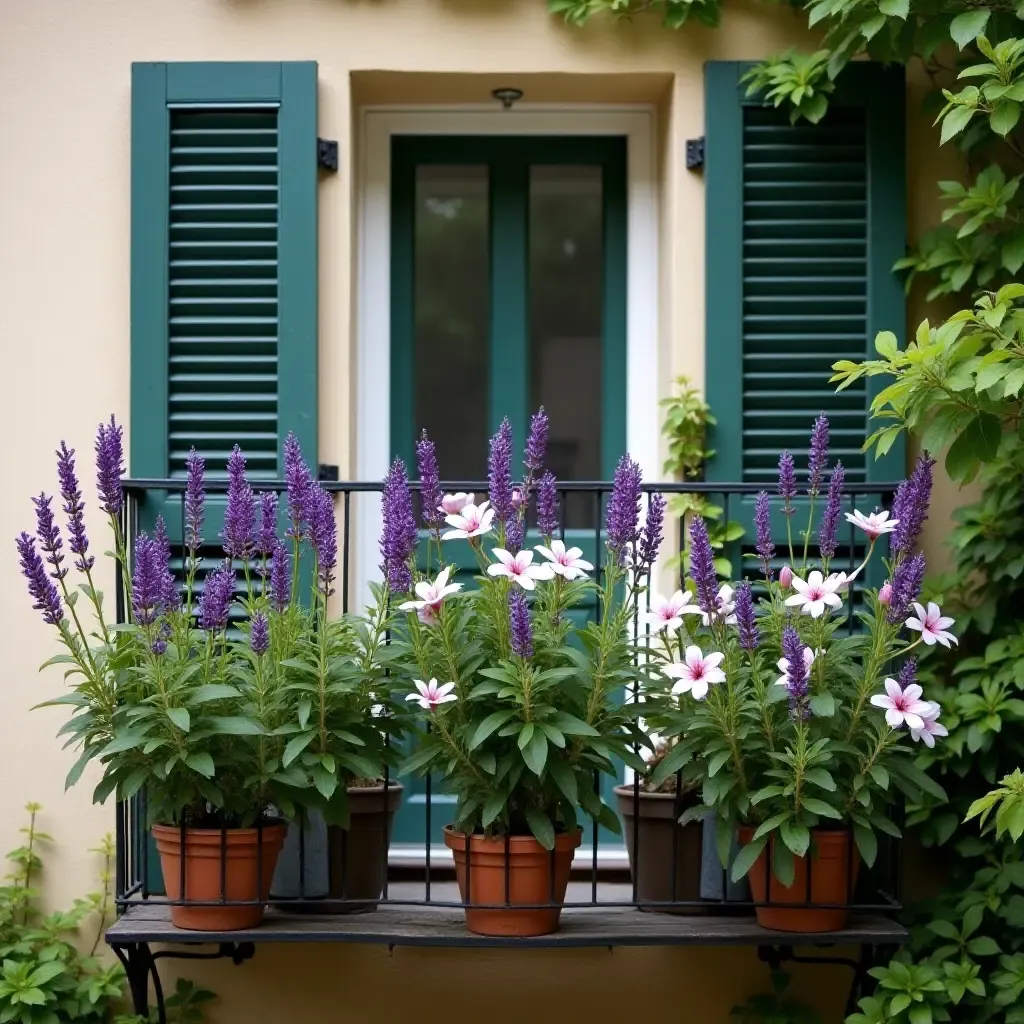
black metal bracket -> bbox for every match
[318,463,339,482]
[317,138,339,172]
[112,942,255,1023]
[686,136,705,170]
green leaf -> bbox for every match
[991,100,1022,137]
[854,824,878,867]
[549,712,598,736]
[166,707,190,733]
[522,730,548,776]
[805,768,837,792]
[908,1004,932,1024]
[469,711,515,751]
[184,752,215,778]
[780,820,810,857]
[878,0,909,17]
[967,936,1001,955]
[207,716,264,736]
[481,790,505,828]
[946,413,1003,480]
[802,797,843,819]
[547,758,577,805]
[941,104,976,144]
[524,807,555,850]
[190,684,240,704]
[950,10,990,48]
[283,731,316,767]
[731,835,768,882]
[809,693,835,717]
[868,764,889,790]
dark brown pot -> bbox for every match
[615,785,705,914]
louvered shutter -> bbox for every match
[129,61,318,555]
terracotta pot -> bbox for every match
[738,825,859,933]
[614,785,706,914]
[152,822,286,931]
[443,825,582,936]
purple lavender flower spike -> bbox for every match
[151,623,170,657]
[777,451,797,515]
[509,590,533,659]
[897,657,917,691]
[416,430,443,530]
[505,515,525,555]
[222,446,256,560]
[185,448,205,552]
[637,492,666,577]
[488,419,515,524]
[152,516,178,612]
[807,415,830,497]
[16,533,63,626]
[284,433,313,540]
[688,515,719,618]
[890,453,935,560]
[131,534,161,627]
[257,491,279,559]
[524,407,549,477]
[56,442,93,573]
[735,581,760,651]
[887,552,926,625]
[782,625,809,719]
[250,612,269,655]
[818,462,845,560]
[199,561,236,631]
[309,485,338,596]
[607,455,642,558]
[754,491,774,579]
[32,494,66,581]
[269,542,291,612]
[95,415,124,518]
[380,458,416,594]
[537,471,560,539]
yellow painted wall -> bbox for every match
[0,0,965,1019]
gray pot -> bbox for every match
[699,811,750,902]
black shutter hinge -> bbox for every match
[317,138,339,173]
[686,137,705,171]
[318,464,339,482]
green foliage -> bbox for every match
[742,51,835,123]
[966,768,1024,838]
[731,971,824,1024]
[0,804,213,1024]
[548,0,721,31]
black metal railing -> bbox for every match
[113,478,902,917]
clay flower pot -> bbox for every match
[153,822,286,931]
[738,825,858,933]
[443,825,582,936]
[614,785,705,913]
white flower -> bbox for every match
[699,584,738,627]
[442,501,495,540]
[785,570,845,619]
[905,602,957,648]
[845,509,899,541]
[870,678,932,731]
[486,548,555,590]
[644,590,701,632]
[662,645,726,701]
[775,647,819,690]
[439,492,474,516]
[405,678,457,711]
[534,540,594,581]
[398,567,462,617]
[910,701,948,748]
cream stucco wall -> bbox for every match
[0,1,962,1020]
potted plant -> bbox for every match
[386,411,649,936]
[648,417,953,933]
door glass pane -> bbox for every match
[414,165,489,480]
[529,165,603,527]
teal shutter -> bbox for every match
[704,61,906,489]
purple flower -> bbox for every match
[890,453,935,560]
[16,532,63,626]
[284,433,314,541]
[32,493,66,581]
[807,415,830,497]
[887,552,926,625]
[250,612,269,655]
[735,581,760,651]
[222,445,256,560]
[199,561,236,631]
[778,451,797,515]
[782,626,809,719]
[818,462,845,560]
[688,515,719,619]
[637,493,666,577]
[257,491,279,559]
[537,472,560,538]
[309,485,338,596]
[488,419,515,524]
[524,407,549,478]
[269,542,291,612]
[95,415,125,519]
[897,657,917,691]
[185,448,205,553]
[754,491,774,579]
[416,430,443,530]
[132,534,163,627]
[505,515,525,555]
[607,455,642,558]
[509,590,533,659]
[380,458,417,594]
[56,442,92,573]
[152,516,179,612]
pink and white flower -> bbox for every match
[399,567,462,621]
[905,602,957,648]
[779,565,794,589]
[699,584,738,627]
[910,701,948,748]
[870,678,932,731]
[439,492,474,516]
[774,647,820,690]
[644,590,701,632]
[535,540,594,581]
[784,570,846,619]
[845,509,899,540]
[406,678,457,711]
[662,646,726,700]
[486,548,554,590]
[442,501,495,540]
